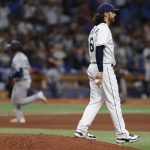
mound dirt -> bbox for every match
[0,134,136,150]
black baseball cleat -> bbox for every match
[74,130,96,140]
[116,134,140,144]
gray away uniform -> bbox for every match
[11,52,40,121]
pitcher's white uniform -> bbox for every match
[76,23,129,139]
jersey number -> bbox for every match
[90,37,94,52]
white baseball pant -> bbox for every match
[76,64,129,138]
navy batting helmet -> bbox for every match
[9,40,23,51]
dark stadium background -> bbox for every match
[0,0,150,99]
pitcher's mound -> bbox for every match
[0,134,136,150]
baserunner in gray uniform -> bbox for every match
[8,40,47,124]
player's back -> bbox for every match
[88,26,98,63]
[88,23,115,65]
[88,24,108,63]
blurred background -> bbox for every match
[0,0,150,100]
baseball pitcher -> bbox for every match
[74,3,140,144]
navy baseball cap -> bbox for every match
[97,3,119,14]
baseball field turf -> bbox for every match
[0,99,150,150]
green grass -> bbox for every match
[0,102,150,114]
[94,131,150,150]
[0,128,149,150]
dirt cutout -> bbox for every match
[0,114,149,131]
